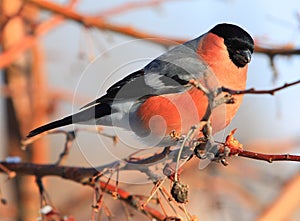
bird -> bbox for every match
[27,23,254,147]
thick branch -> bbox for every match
[97,0,177,17]
[26,0,183,46]
[0,161,166,220]
[0,162,97,181]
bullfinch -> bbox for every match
[27,23,254,147]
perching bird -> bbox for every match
[27,23,254,147]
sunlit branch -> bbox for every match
[238,150,300,163]
[27,0,300,57]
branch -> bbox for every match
[0,1,76,69]
[97,0,178,17]
[217,132,300,163]
[26,0,184,46]
[255,45,300,56]
[0,162,96,181]
[222,79,300,95]
[0,161,166,220]
[238,150,300,163]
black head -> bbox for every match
[210,23,254,68]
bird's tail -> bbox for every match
[27,103,112,138]
[27,115,73,138]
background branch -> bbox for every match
[0,161,167,221]
[1,0,299,70]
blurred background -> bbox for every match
[1,0,300,220]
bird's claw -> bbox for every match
[170,130,182,141]
[194,129,243,166]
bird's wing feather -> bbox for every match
[80,36,209,110]
[80,69,156,109]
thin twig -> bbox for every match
[237,150,300,163]
[142,178,167,208]
[55,131,76,165]
[222,79,300,95]
[125,146,171,164]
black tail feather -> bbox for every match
[27,116,73,138]
[27,103,112,138]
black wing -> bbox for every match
[80,69,157,109]
[81,36,209,109]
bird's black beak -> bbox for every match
[241,49,252,64]
[233,48,252,67]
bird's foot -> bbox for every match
[216,128,244,166]
[194,129,243,166]
[169,130,183,141]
